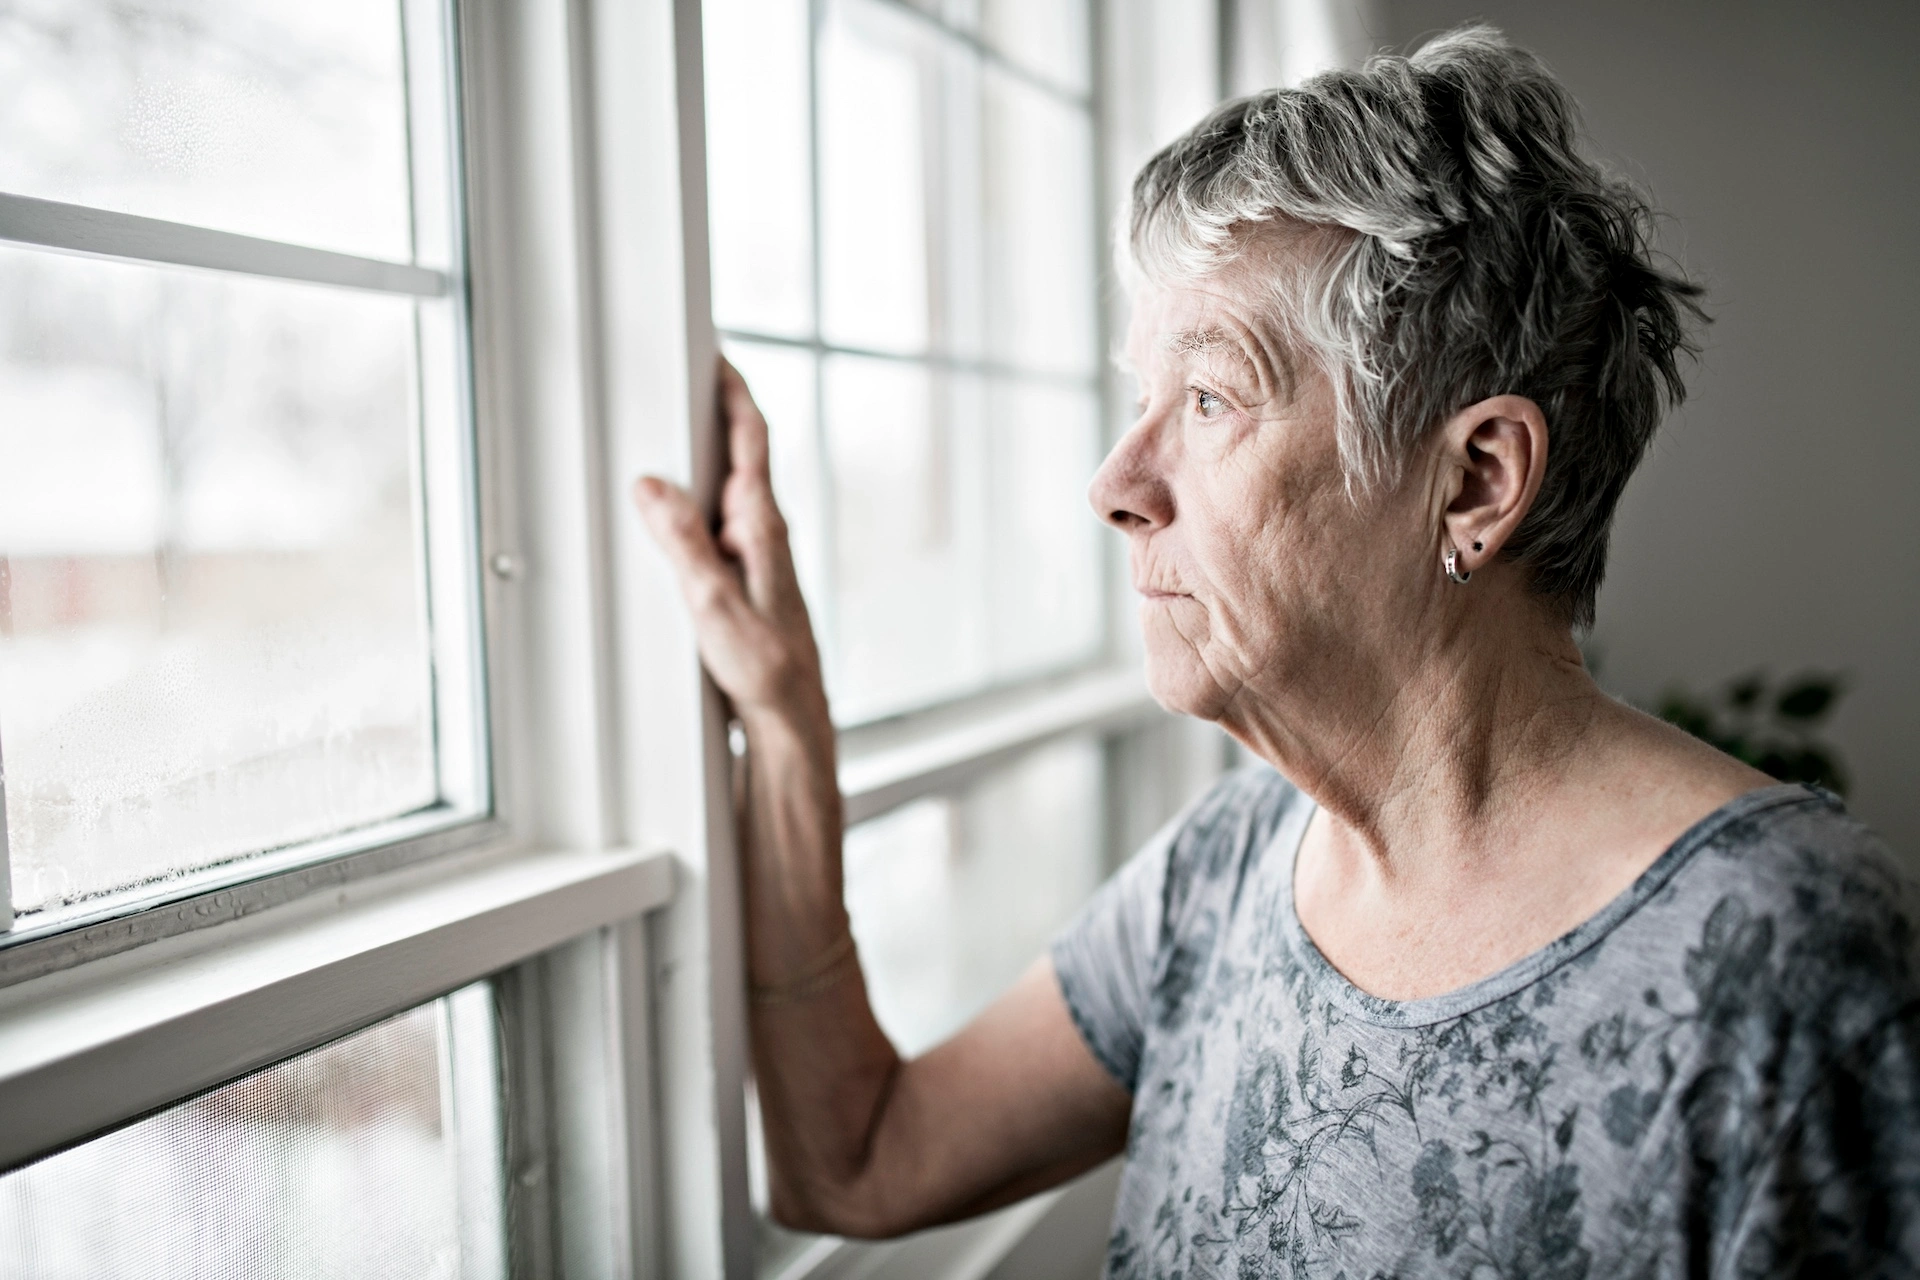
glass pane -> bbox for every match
[0,0,420,262]
[0,989,502,1280]
[819,0,931,354]
[822,356,987,721]
[845,736,1105,1054]
[0,246,439,912]
[704,0,813,337]
[984,67,1098,375]
[982,0,1091,95]
[987,381,1104,680]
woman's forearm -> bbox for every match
[737,702,854,984]
[737,703,910,1232]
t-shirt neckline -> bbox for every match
[1274,781,1825,1028]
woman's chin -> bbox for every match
[1143,648,1230,723]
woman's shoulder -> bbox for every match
[1674,784,1920,1038]
[1692,784,1913,914]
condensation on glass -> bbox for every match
[0,986,505,1280]
[0,0,431,264]
[0,0,483,915]
[705,0,1105,725]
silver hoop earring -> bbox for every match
[1444,548,1472,585]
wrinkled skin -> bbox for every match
[1092,277,1439,737]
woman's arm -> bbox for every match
[633,360,1131,1237]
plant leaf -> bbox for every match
[1727,673,1766,711]
[1775,677,1839,723]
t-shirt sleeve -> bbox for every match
[1049,813,1176,1094]
[1723,1001,1920,1276]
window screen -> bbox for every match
[0,986,505,1280]
[0,0,483,917]
[704,0,1105,725]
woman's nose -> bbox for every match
[1088,420,1173,532]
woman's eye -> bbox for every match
[1193,388,1228,418]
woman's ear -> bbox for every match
[1436,395,1548,575]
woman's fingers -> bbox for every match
[631,360,830,717]
[718,357,772,485]
[633,475,753,633]
[714,360,804,616]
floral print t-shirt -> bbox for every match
[1052,767,1920,1278]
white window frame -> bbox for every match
[0,1,709,1275]
[0,1,1323,1276]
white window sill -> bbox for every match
[0,845,674,1172]
[838,665,1162,825]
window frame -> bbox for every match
[0,0,1264,1276]
[0,0,496,957]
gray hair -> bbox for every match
[1127,25,1705,628]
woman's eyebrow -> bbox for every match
[1168,322,1296,405]
[1167,326,1231,355]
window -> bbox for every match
[0,986,503,1280]
[0,0,483,925]
[0,2,672,1275]
[846,736,1107,1054]
[705,0,1104,724]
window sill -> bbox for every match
[0,845,674,1173]
[837,665,1163,825]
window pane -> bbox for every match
[0,247,442,912]
[822,356,987,720]
[844,736,1105,1054]
[0,0,421,263]
[704,0,813,337]
[819,0,931,354]
[984,67,1098,376]
[987,381,1104,679]
[982,0,1091,95]
[0,988,504,1280]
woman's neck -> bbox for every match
[1233,583,1772,1001]
[1221,585,1608,881]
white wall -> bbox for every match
[1381,0,1920,852]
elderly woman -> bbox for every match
[636,27,1919,1277]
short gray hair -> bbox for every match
[1127,25,1705,628]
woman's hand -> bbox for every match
[633,358,828,729]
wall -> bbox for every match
[1378,0,1920,851]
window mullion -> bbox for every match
[0,192,448,297]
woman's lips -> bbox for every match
[1138,587,1189,600]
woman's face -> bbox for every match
[1090,273,1431,725]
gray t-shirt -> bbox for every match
[1052,767,1920,1278]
